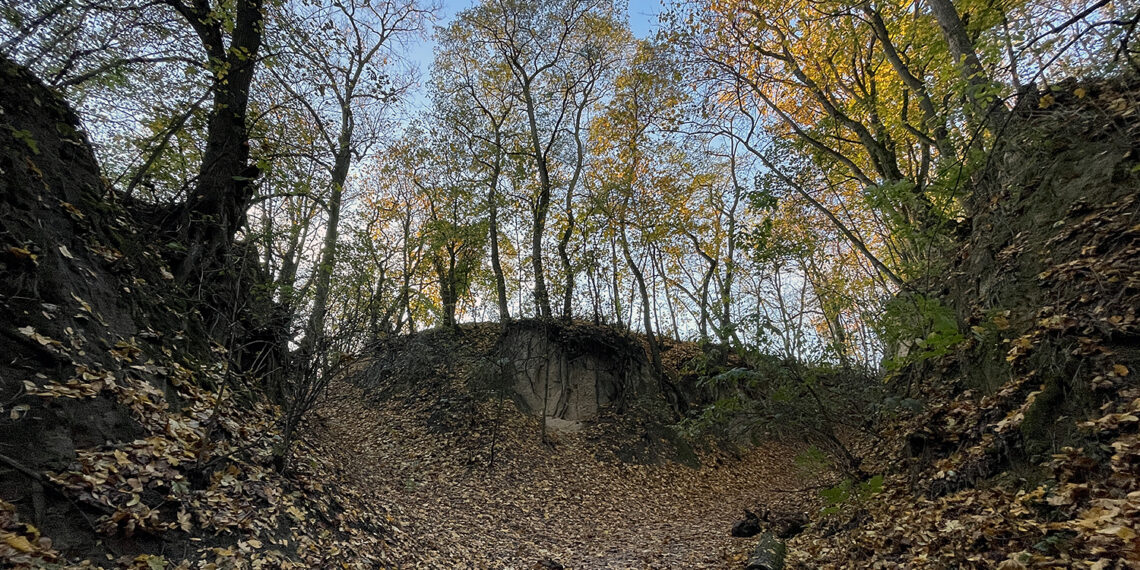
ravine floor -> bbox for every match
[312,380,818,569]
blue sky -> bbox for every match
[398,0,666,113]
[628,0,667,38]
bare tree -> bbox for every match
[271,0,430,354]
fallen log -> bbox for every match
[744,532,786,570]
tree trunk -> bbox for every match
[619,222,660,378]
[301,131,351,355]
[521,79,553,319]
[488,148,510,323]
[558,100,589,320]
[617,197,685,414]
[745,532,786,570]
[864,6,955,160]
[557,200,575,320]
[688,233,717,343]
[172,0,265,283]
[609,234,622,328]
[435,253,459,329]
[369,265,387,338]
[719,201,739,345]
[927,0,1005,127]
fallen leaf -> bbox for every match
[4,534,34,553]
[9,404,30,420]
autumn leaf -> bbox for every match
[1096,525,1136,540]
[59,201,84,219]
[177,510,192,532]
[3,533,34,553]
[8,404,29,420]
[5,246,37,263]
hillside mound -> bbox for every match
[788,80,1140,567]
[351,320,708,464]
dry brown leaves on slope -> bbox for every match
[785,85,1140,569]
[1,329,410,569]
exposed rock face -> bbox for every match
[358,321,659,433]
[496,321,653,430]
[355,321,698,465]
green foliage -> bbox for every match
[794,445,832,478]
[679,350,881,475]
[7,127,39,155]
[700,366,767,391]
[879,294,964,371]
[675,395,744,438]
[819,474,884,516]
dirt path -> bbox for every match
[312,381,817,569]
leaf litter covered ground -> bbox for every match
[312,379,818,569]
[783,79,1140,569]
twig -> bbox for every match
[0,451,45,482]
[769,482,839,494]
[1018,0,1114,53]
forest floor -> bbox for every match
[312,379,820,569]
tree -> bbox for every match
[357,153,432,336]
[927,0,1005,126]
[671,0,963,285]
[433,21,518,322]
[270,0,428,354]
[590,40,689,407]
[6,0,274,286]
[161,0,267,285]
[415,135,488,328]
[550,11,626,319]
[459,0,623,319]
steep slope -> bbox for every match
[787,80,1140,567]
[0,57,407,568]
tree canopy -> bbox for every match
[1,0,1132,365]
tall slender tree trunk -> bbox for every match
[618,207,685,414]
[558,102,589,320]
[521,80,553,319]
[689,235,716,343]
[369,266,387,338]
[301,126,352,355]
[487,146,510,323]
[656,249,680,339]
[718,155,744,345]
[609,234,622,328]
[864,6,955,159]
[619,215,661,378]
[557,197,575,320]
[435,253,459,329]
